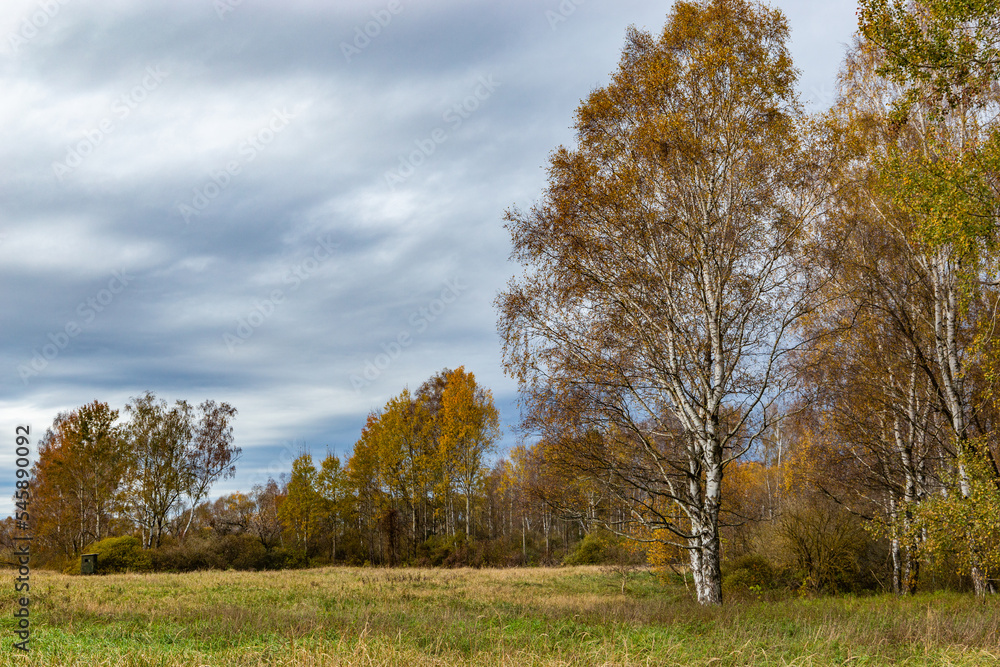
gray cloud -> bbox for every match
[0,0,860,513]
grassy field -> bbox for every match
[0,566,998,666]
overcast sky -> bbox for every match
[0,0,858,515]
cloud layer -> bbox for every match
[0,0,859,512]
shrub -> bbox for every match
[215,534,268,570]
[723,554,776,590]
[563,529,639,566]
[773,499,876,593]
[419,534,466,567]
[80,536,152,574]
[151,534,287,572]
[151,537,215,572]
[268,546,307,570]
[563,531,605,565]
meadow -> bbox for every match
[1,566,998,666]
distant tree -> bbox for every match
[346,417,384,563]
[416,370,452,537]
[61,402,129,541]
[248,480,284,550]
[181,400,240,539]
[210,492,254,536]
[437,367,500,537]
[29,402,129,560]
[375,389,434,550]
[125,393,194,548]
[278,454,323,557]
[123,392,239,548]
[503,445,540,563]
[317,453,349,561]
[25,418,77,561]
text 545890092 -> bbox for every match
[13,425,31,652]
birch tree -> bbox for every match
[125,393,195,548]
[497,0,822,605]
[181,400,240,539]
[855,1,1000,595]
[124,392,240,548]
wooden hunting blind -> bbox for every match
[81,553,97,575]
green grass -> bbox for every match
[1,566,998,665]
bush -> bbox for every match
[412,534,524,568]
[79,536,152,574]
[563,529,639,566]
[564,531,606,565]
[151,535,289,572]
[772,499,879,594]
[216,534,268,570]
[420,534,459,567]
[419,534,477,567]
[272,547,308,570]
[151,537,215,572]
[723,554,776,590]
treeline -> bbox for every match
[233,367,601,568]
[1,367,991,598]
[3,368,594,572]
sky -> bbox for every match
[0,0,859,515]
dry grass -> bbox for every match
[0,566,998,665]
